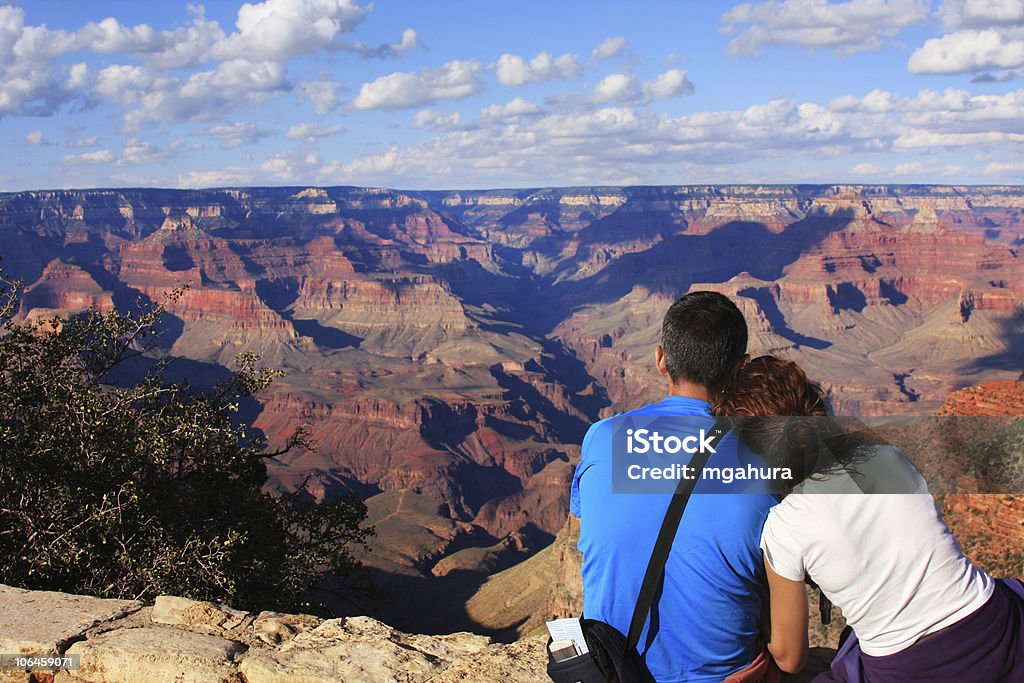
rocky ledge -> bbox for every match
[0,584,546,683]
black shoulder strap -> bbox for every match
[625,417,730,651]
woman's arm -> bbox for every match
[763,551,809,673]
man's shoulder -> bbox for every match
[581,400,689,450]
[580,416,615,458]
[589,396,714,425]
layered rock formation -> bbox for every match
[935,381,1024,575]
[2,184,1021,637]
[938,380,1024,416]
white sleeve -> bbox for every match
[760,507,807,582]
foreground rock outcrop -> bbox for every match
[0,585,546,683]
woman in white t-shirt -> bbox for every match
[715,356,1024,682]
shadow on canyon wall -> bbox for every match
[534,210,855,333]
[317,550,546,643]
[960,312,1024,379]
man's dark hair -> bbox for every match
[661,290,748,390]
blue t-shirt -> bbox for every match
[570,396,776,683]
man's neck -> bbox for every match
[667,380,710,402]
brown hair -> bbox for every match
[714,356,866,490]
[713,355,827,418]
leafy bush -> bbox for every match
[0,273,373,613]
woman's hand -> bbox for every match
[764,551,809,673]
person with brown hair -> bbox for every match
[715,356,1024,682]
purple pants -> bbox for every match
[814,578,1024,683]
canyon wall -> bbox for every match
[2,184,1021,633]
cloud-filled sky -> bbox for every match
[3,0,1024,190]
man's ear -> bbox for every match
[655,345,670,377]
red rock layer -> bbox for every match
[937,381,1024,577]
[22,260,113,315]
[938,381,1024,416]
[255,387,576,538]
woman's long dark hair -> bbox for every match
[713,355,875,491]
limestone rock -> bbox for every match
[251,611,322,646]
[239,616,491,683]
[65,626,244,683]
[151,595,249,634]
[429,635,547,682]
[0,584,140,656]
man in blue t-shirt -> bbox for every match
[570,291,776,683]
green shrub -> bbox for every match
[0,272,373,613]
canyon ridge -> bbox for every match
[3,184,1022,636]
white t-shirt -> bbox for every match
[760,445,994,656]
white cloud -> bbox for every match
[201,122,274,148]
[721,0,930,56]
[68,136,99,148]
[0,0,373,126]
[120,136,183,165]
[346,27,421,58]
[480,97,541,121]
[938,0,1024,29]
[860,88,900,112]
[25,130,44,146]
[832,88,904,112]
[593,74,641,103]
[286,121,346,142]
[390,27,420,56]
[0,6,81,115]
[76,6,225,69]
[411,109,468,132]
[984,160,1024,175]
[67,63,89,90]
[894,129,1024,148]
[643,69,695,99]
[178,167,255,188]
[493,52,582,86]
[93,65,158,105]
[908,29,1024,74]
[213,0,368,61]
[592,36,627,60]
[592,70,694,104]
[893,161,927,174]
[121,59,290,129]
[970,69,1024,82]
[349,60,483,110]
[259,149,324,180]
[827,87,1024,147]
[111,78,1024,188]
[81,17,167,53]
[324,147,402,179]
[62,149,115,165]
[321,83,1024,186]
[413,109,468,131]
[906,1,1024,76]
[298,79,342,115]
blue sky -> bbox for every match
[2,0,1024,190]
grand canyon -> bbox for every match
[2,184,1022,638]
